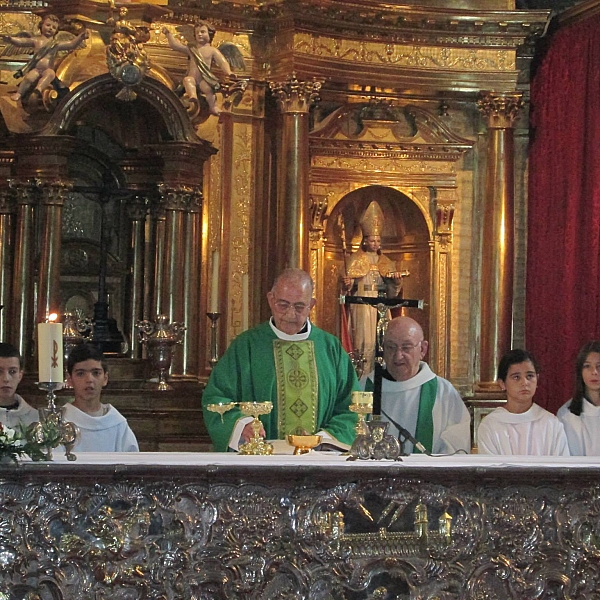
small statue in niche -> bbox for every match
[1,14,88,106]
[162,21,245,116]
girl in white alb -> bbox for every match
[477,349,569,456]
[557,341,600,455]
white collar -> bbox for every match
[492,403,546,423]
[269,317,311,341]
[368,362,436,392]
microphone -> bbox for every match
[381,409,429,455]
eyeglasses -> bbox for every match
[273,299,310,314]
[383,341,422,354]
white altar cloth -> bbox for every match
[47,452,600,469]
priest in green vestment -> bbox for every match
[202,268,359,452]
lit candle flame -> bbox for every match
[47,313,58,323]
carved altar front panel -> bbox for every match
[1,456,599,599]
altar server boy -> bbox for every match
[64,343,138,452]
[477,349,569,456]
[0,342,39,428]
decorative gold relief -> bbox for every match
[477,91,523,128]
[269,72,322,113]
[294,33,515,71]
[312,156,455,174]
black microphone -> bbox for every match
[381,409,429,455]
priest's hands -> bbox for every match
[241,421,265,443]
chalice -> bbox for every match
[238,401,273,455]
[206,401,274,455]
[349,391,373,436]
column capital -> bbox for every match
[0,188,15,214]
[126,195,149,221]
[157,184,199,212]
[269,73,322,114]
[477,92,523,128]
[38,180,73,206]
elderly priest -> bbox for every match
[202,268,359,452]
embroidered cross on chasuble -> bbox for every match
[273,340,318,437]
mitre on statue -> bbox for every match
[360,201,384,237]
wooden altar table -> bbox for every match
[1,453,598,599]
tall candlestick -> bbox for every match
[241,272,249,331]
[38,321,63,383]
[210,249,220,313]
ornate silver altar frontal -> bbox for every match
[0,463,599,599]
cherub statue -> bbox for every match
[162,21,244,116]
[1,14,88,104]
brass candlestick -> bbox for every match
[137,315,186,391]
[207,312,221,368]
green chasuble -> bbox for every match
[202,321,360,451]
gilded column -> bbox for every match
[0,188,14,342]
[430,191,456,379]
[477,92,523,388]
[159,184,187,375]
[10,181,36,364]
[126,195,148,358]
[269,75,321,271]
[36,182,70,325]
[182,189,202,378]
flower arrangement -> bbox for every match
[0,420,62,463]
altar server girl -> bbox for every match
[477,349,569,456]
[557,341,600,455]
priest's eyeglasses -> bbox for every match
[273,300,310,314]
[384,341,422,354]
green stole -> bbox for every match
[273,340,318,437]
[366,375,438,454]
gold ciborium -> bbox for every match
[287,434,322,455]
[238,401,273,455]
[349,391,373,436]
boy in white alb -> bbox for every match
[64,344,138,452]
[0,342,39,429]
[477,349,569,456]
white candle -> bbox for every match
[38,322,63,382]
[210,249,220,313]
[242,272,249,331]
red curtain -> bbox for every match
[527,14,600,413]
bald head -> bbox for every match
[267,268,316,335]
[383,317,428,381]
[271,268,314,294]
